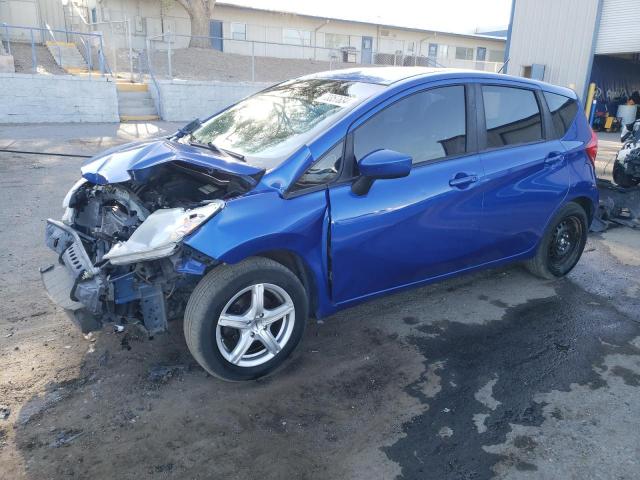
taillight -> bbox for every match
[585,128,598,167]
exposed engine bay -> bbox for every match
[71,162,247,263]
[43,161,250,334]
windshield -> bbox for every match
[187,78,384,169]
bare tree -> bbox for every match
[174,0,216,48]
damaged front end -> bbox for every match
[42,141,262,334]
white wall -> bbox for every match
[0,73,119,123]
[150,79,271,122]
[595,0,640,55]
[506,0,600,99]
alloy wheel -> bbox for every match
[215,283,296,368]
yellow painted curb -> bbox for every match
[120,115,160,122]
[116,83,148,92]
[45,41,76,47]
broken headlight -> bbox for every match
[103,200,224,265]
[61,178,88,224]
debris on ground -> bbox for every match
[98,350,111,367]
[591,193,640,232]
[50,429,84,448]
[147,364,189,384]
[0,406,10,420]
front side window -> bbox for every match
[189,79,383,169]
[353,85,467,165]
[283,29,311,46]
[482,85,543,148]
[292,141,343,191]
[544,91,578,139]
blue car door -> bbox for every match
[473,83,570,263]
[328,84,485,305]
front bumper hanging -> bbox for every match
[41,220,104,333]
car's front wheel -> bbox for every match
[184,257,307,381]
[525,202,588,280]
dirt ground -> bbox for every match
[1,124,639,480]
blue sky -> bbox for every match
[222,0,513,34]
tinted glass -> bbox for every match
[482,86,543,148]
[354,86,466,165]
[292,141,343,191]
[544,91,578,139]
[190,79,383,169]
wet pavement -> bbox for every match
[0,124,639,479]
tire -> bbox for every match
[612,161,638,188]
[184,257,308,381]
[525,202,588,280]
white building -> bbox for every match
[1,0,506,70]
[505,0,640,102]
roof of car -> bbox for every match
[304,67,577,98]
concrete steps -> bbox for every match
[45,41,88,71]
[116,83,159,122]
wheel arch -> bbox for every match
[568,195,595,225]
[255,250,320,319]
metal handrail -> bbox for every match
[1,23,106,75]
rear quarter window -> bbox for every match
[543,91,579,139]
[482,85,543,148]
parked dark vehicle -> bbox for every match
[42,68,598,380]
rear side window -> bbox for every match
[544,91,578,139]
[482,85,543,148]
[354,85,467,165]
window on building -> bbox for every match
[455,47,474,60]
[230,22,246,41]
[324,33,350,49]
[544,92,578,139]
[482,85,543,148]
[439,45,449,59]
[283,28,311,46]
[428,43,438,58]
[354,86,467,165]
[488,49,504,62]
[476,47,487,61]
[292,141,344,191]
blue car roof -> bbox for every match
[304,67,577,98]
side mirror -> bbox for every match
[352,149,412,195]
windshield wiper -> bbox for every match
[189,140,245,162]
[219,147,245,162]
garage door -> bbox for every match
[595,0,640,54]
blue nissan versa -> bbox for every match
[42,68,598,380]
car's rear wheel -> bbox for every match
[525,202,588,280]
[184,257,307,381]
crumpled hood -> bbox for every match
[81,139,265,185]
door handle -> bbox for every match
[449,174,478,188]
[544,152,564,165]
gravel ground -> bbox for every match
[0,124,639,479]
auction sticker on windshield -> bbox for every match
[316,92,355,106]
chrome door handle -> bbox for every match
[449,174,478,188]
